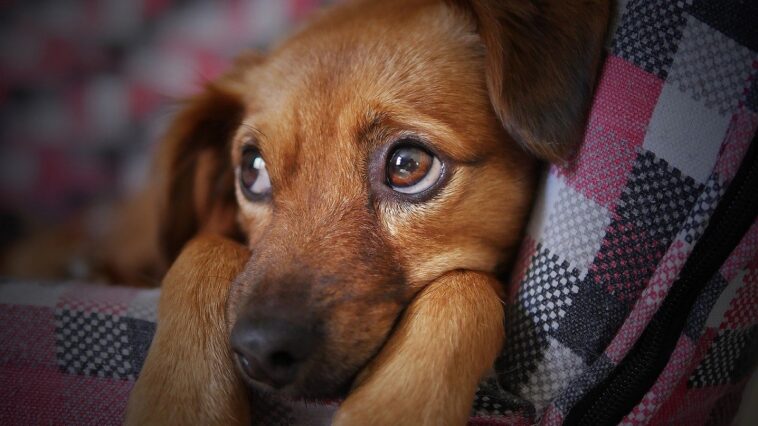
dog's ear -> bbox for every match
[157,52,261,262]
[450,0,610,162]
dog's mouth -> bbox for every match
[234,355,354,401]
[232,343,371,400]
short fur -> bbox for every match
[91,0,608,423]
[125,236,251,424]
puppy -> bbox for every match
[126,0,610,423]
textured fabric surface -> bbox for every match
[488,1,758,424]
[1,0,757,425]
[0,282,156,425]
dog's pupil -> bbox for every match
[388,145,433,189]
[392,147,423,176]
[242,156,259,186]
[241,149,264,189]
[396,154,419,174]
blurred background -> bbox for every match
[0,0,328,252]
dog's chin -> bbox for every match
[234,356,356,401]
[241,376,353,401]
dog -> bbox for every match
[120,0,611,423]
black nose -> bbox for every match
[230,316,317,388]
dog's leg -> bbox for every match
[334,270,505,426]
[125,235,250,425]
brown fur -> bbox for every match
[30,0,607,423]
[125,235,250,424]
[334,270,505,425]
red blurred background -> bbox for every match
[0,0,328,250]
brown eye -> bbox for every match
[239,147,271,201]
[386,144,442,194]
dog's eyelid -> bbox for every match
[383,128,480,167]
[233,131,264,166]
[235,123,266,147]
[385,114,480,160]
[238,134,260,149]
[239,121,263,136]
[389,134,463,172]
[357,112,467,164]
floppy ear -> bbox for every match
[451,0,610,162]
[157,52,261,262]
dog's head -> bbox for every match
[158,0,608,398]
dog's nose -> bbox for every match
[230,316,316,388]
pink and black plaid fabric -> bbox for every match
[476,1,758,424]
[1,1,756,425]
[0,281,158,425]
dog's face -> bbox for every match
[158,0,609,399]
[227,1,536,397]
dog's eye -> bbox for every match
[239,147,271,200]
[386,144,442,194]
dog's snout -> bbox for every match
[230,316,317,389]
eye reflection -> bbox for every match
[239,147,271,200]
[386,144,442,195]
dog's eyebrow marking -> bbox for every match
[351,107,487,167]
[354,110,389,147]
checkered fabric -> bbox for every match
[0,282,157,425]
[1,1,757,425]
[487,1,758,424]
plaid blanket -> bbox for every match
[0,282,157,425]
[1,0,757,425]
[481,0,758,424]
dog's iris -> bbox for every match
[239,147,271,200]
[387,145,442,194]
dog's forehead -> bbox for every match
[239,0,494,160]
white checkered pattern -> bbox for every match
[542,185,612,277]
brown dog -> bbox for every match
[124,0,610,423]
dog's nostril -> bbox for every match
[270,350,296,369]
